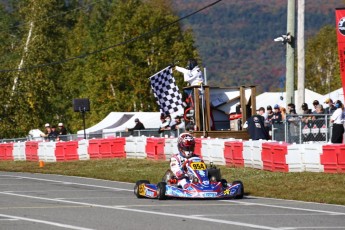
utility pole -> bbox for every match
[286,0,295,105]
[297,0,305,113]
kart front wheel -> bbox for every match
[134,180,150,198]
[232,180,244,199]
[157,182,167,200]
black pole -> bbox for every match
[82,111,86,139]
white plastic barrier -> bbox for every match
[302,143,324,172]
[37,142,56,162]
[125,136,147,159]
[78,139,90,160]
[13,142,26,161]
[201,138,230,165]
[285,143,305,172]
[164,138,178,160]
[243,140,267,169]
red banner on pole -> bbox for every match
[336,8,345,98]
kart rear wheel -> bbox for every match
[232,180,244,199]
[134,180,150,198]
[157,182,167,200]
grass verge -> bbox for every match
[0,159,344,205]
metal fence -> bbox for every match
[0,128,183,143]
[272,114,334,144]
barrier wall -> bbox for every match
[0,138,344,173]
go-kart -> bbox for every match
[134,156,244,200]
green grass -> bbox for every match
[1,159,344,205]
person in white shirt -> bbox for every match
[330,100,344,143]
[174,59,204,86]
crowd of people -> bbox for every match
[247,98,344,143]
[40,122,68,141]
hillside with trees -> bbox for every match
[0,0,342,138]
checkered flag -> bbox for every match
[149,66,183,115]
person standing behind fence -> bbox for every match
[127,118,145,136]
[58,123,68,141]
[324,98,336,114]
[330,100,344,144]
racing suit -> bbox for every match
[175,65,204,86]
[170,152,195,188]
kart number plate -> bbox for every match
[190,162,206,170]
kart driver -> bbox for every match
[169,133,196,188]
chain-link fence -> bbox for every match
[272,114,333,144]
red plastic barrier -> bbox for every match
[261,143,274,171]
[64,141,79,161]
[321,144,341,173]
[145,138,165,160]
[55,142,66,161]
[223,141,244,167]
[271,143,289,172]
[109,137,126,158]
[25,141,39,161]
[88,139,102,159]
[194,138,203,159]
[224,141,234,166]
[0,143,14,160]
[338,145,345,173]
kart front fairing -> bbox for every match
[137,178,243,199]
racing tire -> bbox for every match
[134,180,150,198]
[157,182,167,200]
[232,180,244,199]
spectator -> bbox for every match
[265,105,274,137]
[301,102,312,123]
[174,59,204,86]
[287,103,296,115]
[158,113,171,134]
[286,103,299,143]
[271,104,282,124]
[324,98,336,114]
[312,100,320,113]
[127,118,145,135]
[330,100,344,143]
[257,107,267,119]
[40,123,51,140]
[280,106,287,120]
[58,123,68,141]
[272,104,283,141]
[312,104,325,121]
[243,114,269,140]
[48,125,59,141]
[170,115,185,137]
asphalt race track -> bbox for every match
[0,172,344,230]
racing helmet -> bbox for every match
[186,59,198,70]
[178,133,195,158]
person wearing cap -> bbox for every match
[58,123,68,141]
[330,100,344,143]
[271,104,282,124]
[301,102,312,124]
[40,123,52,140]
[127,118,145,136]
[48,125,59,141]
[324,98,336,115]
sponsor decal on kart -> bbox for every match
[190,162,206,170]
[223,189,230,195]
[139,184,146,196]
[202,192,217,197]
[146,190,154,197]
